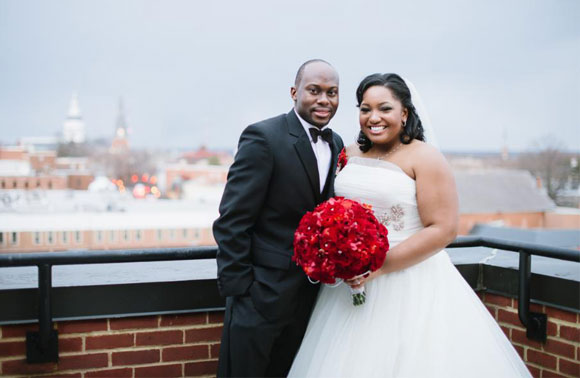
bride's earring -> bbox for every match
[402,120,407,128]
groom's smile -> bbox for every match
[313,106,332,119]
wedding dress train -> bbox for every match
[288,156,530,377]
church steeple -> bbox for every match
[62,92,86,143]
[111,97,129,153]
[115,99,127,138]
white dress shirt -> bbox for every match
[294,109,332,193]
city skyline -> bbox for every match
[1,0,579,152]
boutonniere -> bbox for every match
[336,148,348,175]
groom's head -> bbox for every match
[291,59,339,128]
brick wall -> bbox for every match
[1,294,578,377]
[0,312,224,377]
[482,293,580,378]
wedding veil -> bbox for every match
[402,78,439,150]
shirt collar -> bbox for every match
[294,108,330,143]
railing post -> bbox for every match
[26,264,59,363]
[518,251,547,342]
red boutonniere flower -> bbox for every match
[336,148,348,175]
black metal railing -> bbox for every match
[447,236,579,343]
[0,246,217,363]
[0,238,578,363]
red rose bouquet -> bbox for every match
[293,197,389,306]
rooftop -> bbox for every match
[454,168,555,214]
[0,189,219,231]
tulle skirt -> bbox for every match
[288,251,531,378]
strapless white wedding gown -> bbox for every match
[289,157,531,378]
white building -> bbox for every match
[62,92,86,143]
[0,190,219,253]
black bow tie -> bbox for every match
[309,127,333,144]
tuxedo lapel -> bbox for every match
[286,110,321,201]
[322,134,341,199]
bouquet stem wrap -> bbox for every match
[350,286,366,306]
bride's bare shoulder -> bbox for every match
[409,140,450,172]
[408,140,442,158]
[345,144,362,157]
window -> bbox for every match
[62,231,68,244]
[75,231,82,243]
[0,232,4,244]
[95,231,103,244]
[156,230,163,241]
[182,229,188,239]
[169,229,175,240]
[135,230,142,241]
[34,232,42,245]
[123,230,130,242]
[10,232,18,245]
[194,229,200,239]
[47,231,54,245]
[109,230,116,242]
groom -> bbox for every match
[213,59,343,377]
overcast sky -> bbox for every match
[1,0,578,152]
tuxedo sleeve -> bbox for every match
[213,125,273,297]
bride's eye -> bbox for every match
[360,107,370,113]
[381,107,392,112]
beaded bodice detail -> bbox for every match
[334,156,423,246]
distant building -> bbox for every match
[0,146,93,191]
[0,212,215,253]
[165,161,228,199]
[454,168,556,234]
[19,136,59,152]
[544,207,580,230]
[0,191,217,253]
[0,176,66,191]
[180,146,233,166]
[62,92,85,143]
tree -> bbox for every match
[207,156,221,165]
[57,142,91,157]
[518,136,575,202]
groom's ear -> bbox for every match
[290,87,297,101]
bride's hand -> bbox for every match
[345,269,381,290]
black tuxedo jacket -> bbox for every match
[213,109,344,320]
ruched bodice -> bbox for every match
[335,156,423,245]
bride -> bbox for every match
[288,73,531,377]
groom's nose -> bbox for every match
[316,93,330,105]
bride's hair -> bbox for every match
[356,73,425,152]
